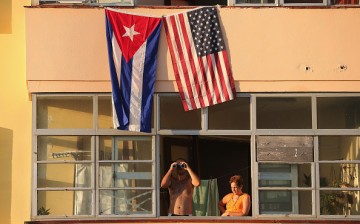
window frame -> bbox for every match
[32,93,155,219]
[32,92,360,220]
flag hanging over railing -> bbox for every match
[163,6,236,111]
[105,9,162,132]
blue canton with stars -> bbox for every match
[187,7,225,57]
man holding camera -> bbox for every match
[160,158,200,216]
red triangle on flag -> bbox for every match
[106,10,161,62]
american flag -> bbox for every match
[163,7,236,111]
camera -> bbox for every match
[173,163,187,169]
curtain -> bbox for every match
[74,164,92,215]
[192,179,220,216]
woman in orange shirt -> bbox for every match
[218,175,251,216]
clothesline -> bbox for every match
[208,166,250,181]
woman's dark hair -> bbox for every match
[229,175,243,187]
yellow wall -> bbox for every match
[25,7,360,93]
[0,1,32,224]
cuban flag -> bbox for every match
[105,9,162,133]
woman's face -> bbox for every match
[230,182,242,195]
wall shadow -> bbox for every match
[0,127,13,223]
[0,0,12,34]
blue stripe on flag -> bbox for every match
[105,15,127,129]
[140,21,162,132]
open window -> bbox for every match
[159,135,252,216]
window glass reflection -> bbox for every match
[208,97,250,130]
[37,136,92,161]
[319,136,360,161]
[37,190,92,216]
[320,191,360,215]
[257,97,312,129]
[259,190,312,215]
[37,164,92,188]
[98,96,113,129]
[159,96,201,130]
[99,190,152,215]
[99,136,152,161]
[319,163,359,188]
[317,97,360,129]
[259,164,312,188]
[37,96,93,129]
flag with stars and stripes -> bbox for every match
[163,6,236,111]
[105,9,162,132]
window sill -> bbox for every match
[25,218,360,224]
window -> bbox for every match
[33,93,360,220]
[318,136,360,216]
[37,0,134,6]
[98,136,154,216]
[257,136,314,215]
[233,0,276,5]
[256,97,312,129]
[230,0,352,5]
[34,94,155,218]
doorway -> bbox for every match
[160,135,251,216]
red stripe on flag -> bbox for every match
[197,56,213,107]
[222,50,236,96]
[170,14,197,111]
[214,51,230,102]
[178,14,205,108]
[206,54,221,104]
[163,16,189,111]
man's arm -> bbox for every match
[184,163,200,187]
[160,162,176,188]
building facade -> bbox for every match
[1,0,360,223]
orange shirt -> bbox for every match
[226,193,249,213]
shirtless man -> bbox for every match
[160,159,200,216]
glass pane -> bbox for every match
[159,96,201,130]
[38,164,92,188]
[37,190,92,216]
[284,0,322,3]
[40,0,134,5]
[99,163,152,188]
[319,136,360,161]
[37,96,93,129]
[98,95,154,130]
[99,136,153,160]
[332,0,359,5]
[320,191,360,215]
[98,96,113,129]
[208,97,250,130]
[37,136,92,161]
[99,189,152,215]
[257,97,312,129]
[97,0,133,5]
[317,97,360,129]
[319,163,359,188]
[236,0,275,3]
[259,190,312,215]
[259,164,311,188]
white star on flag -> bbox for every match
[122,24,140,41]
